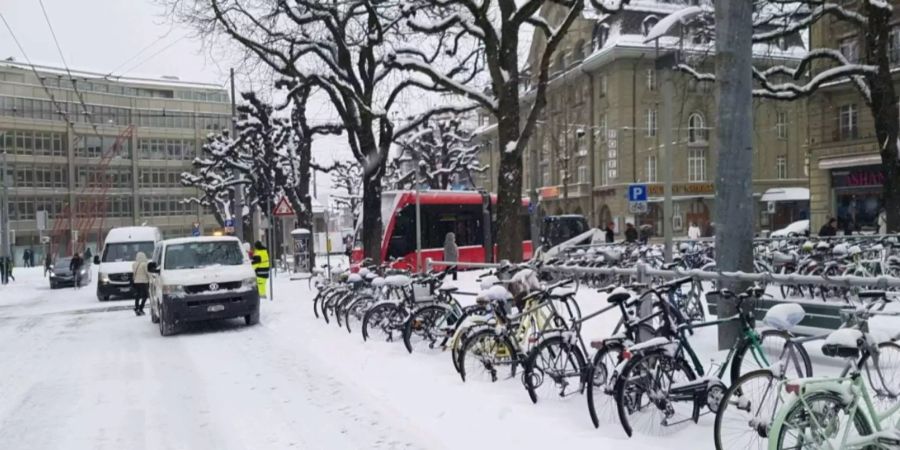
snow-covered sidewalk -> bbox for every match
[1,266,896,449]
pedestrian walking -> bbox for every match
[624,223,638,243]
[5,256,14,282]
[687,222,702,240]
[818,217,838,237]
[84,247,92,262]
[44,253,53,277]
[604,222,614,243]
[0,257,7,284]
[69,253,83,288]
[132,252,150,316]
[23,249,31,268]
[443,232,458,281]
[878,208,887,235]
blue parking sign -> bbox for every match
[628,184,648,202]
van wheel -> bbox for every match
[245,310,260,326]
[150,303,159,324]
[159,304,177,336]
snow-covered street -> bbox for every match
[2,266,896,450]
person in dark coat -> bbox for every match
[69,253,84,288]
[84,247,92,262]
[604,222,615,243]
[818,218,838,237]
[624,223,638,243]
[44,253,52,277]
[443,232,458,281]
[23,249,31,268]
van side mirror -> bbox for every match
[93,255,100,265]
[251,255,261,264]
[147,262,159,273]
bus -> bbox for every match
[350,190,533,270]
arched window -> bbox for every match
[688,113,706,143]
[592,23,609,50]
[642,16,659,37]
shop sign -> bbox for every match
[647,182,716,196]
[831,165,884,188]
[539,186,559,199]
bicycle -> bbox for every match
[768,323,900,449]
[612,285,813,437]
[714,290,900,450]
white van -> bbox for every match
[147,236,259,336]
[95,226,163,301]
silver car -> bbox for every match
[49,257,93,289]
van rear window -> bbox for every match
[102,242,156,262]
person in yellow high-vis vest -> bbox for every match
[251,241,270,298]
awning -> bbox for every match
[760,187,809,202]
[818,154,882,170]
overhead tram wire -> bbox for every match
[38,0,104,141]
[105,27,178,79]
[113,34,188,80]
[0,13,80,130]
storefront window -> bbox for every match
[831,165,884,233]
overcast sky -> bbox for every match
[1,0,351,199]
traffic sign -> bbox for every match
[273,197,295,216]
[629,201,649,215]
[223,218,235,234]
[628,184,648,202]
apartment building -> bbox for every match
[0,61,231,263]
[474,1,810,236]
[806,7,899,234]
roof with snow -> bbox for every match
[0,60,226,91]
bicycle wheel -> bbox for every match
[402,304,451,354]
[523,335,586,404]
[614,351,697,437]
[732,329,812,383]
[586,341,624,428]
[714,369,779,450]
[867,341,900,413]
[458,328,518,383]
[343,295,373,334]
[774,391,871,449]
[361,303,402,343]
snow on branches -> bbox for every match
[391,115,486,190]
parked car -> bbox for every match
[49,257,92,289]
[148,236,260,336]
[771,220,810,238]
[95,226,162,301]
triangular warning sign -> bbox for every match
[273,197,295,216]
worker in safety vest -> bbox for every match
[251,241,270,298]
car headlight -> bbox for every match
[163,284,185,296]
[242,277,257,289]
[99,272,109,284]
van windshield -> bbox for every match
[164,241,244,270]
[102,242,156,263]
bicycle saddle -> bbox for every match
[763,303,805,331]
[607,287,631,305]
[821,328,864,359]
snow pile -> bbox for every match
[477,285,513,302]
[763,303,805,331]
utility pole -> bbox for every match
[659,52,675,263]
[715,0,755,349]
[0,146,9,273]
[528,127,541,250]
[230,68,244,241]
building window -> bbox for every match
[672,203,683,231]
[776,156,787,179]
[599,74,608,96]
[647,155,657,182]
[600,160,609,185]
[688,148,707,182]
[645,108,658,137]
[839,104,859,140]
[891,26,900,64]
[597,114,608,142]
[646,69,656,91]
[688,113,707,143]
[776,111,788,139]
[839,37,859,63]
[577,166,588,183]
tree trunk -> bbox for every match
[361,169,384,263]
[714,0,754,348]
[864,5,900,233]
[496,116,524,262]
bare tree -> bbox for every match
[330,161,363,227]
[674,1,900,231]
[182,130,248,227]
[386,0,628,261]
[394,115,486,189]
[165,0,469,263]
